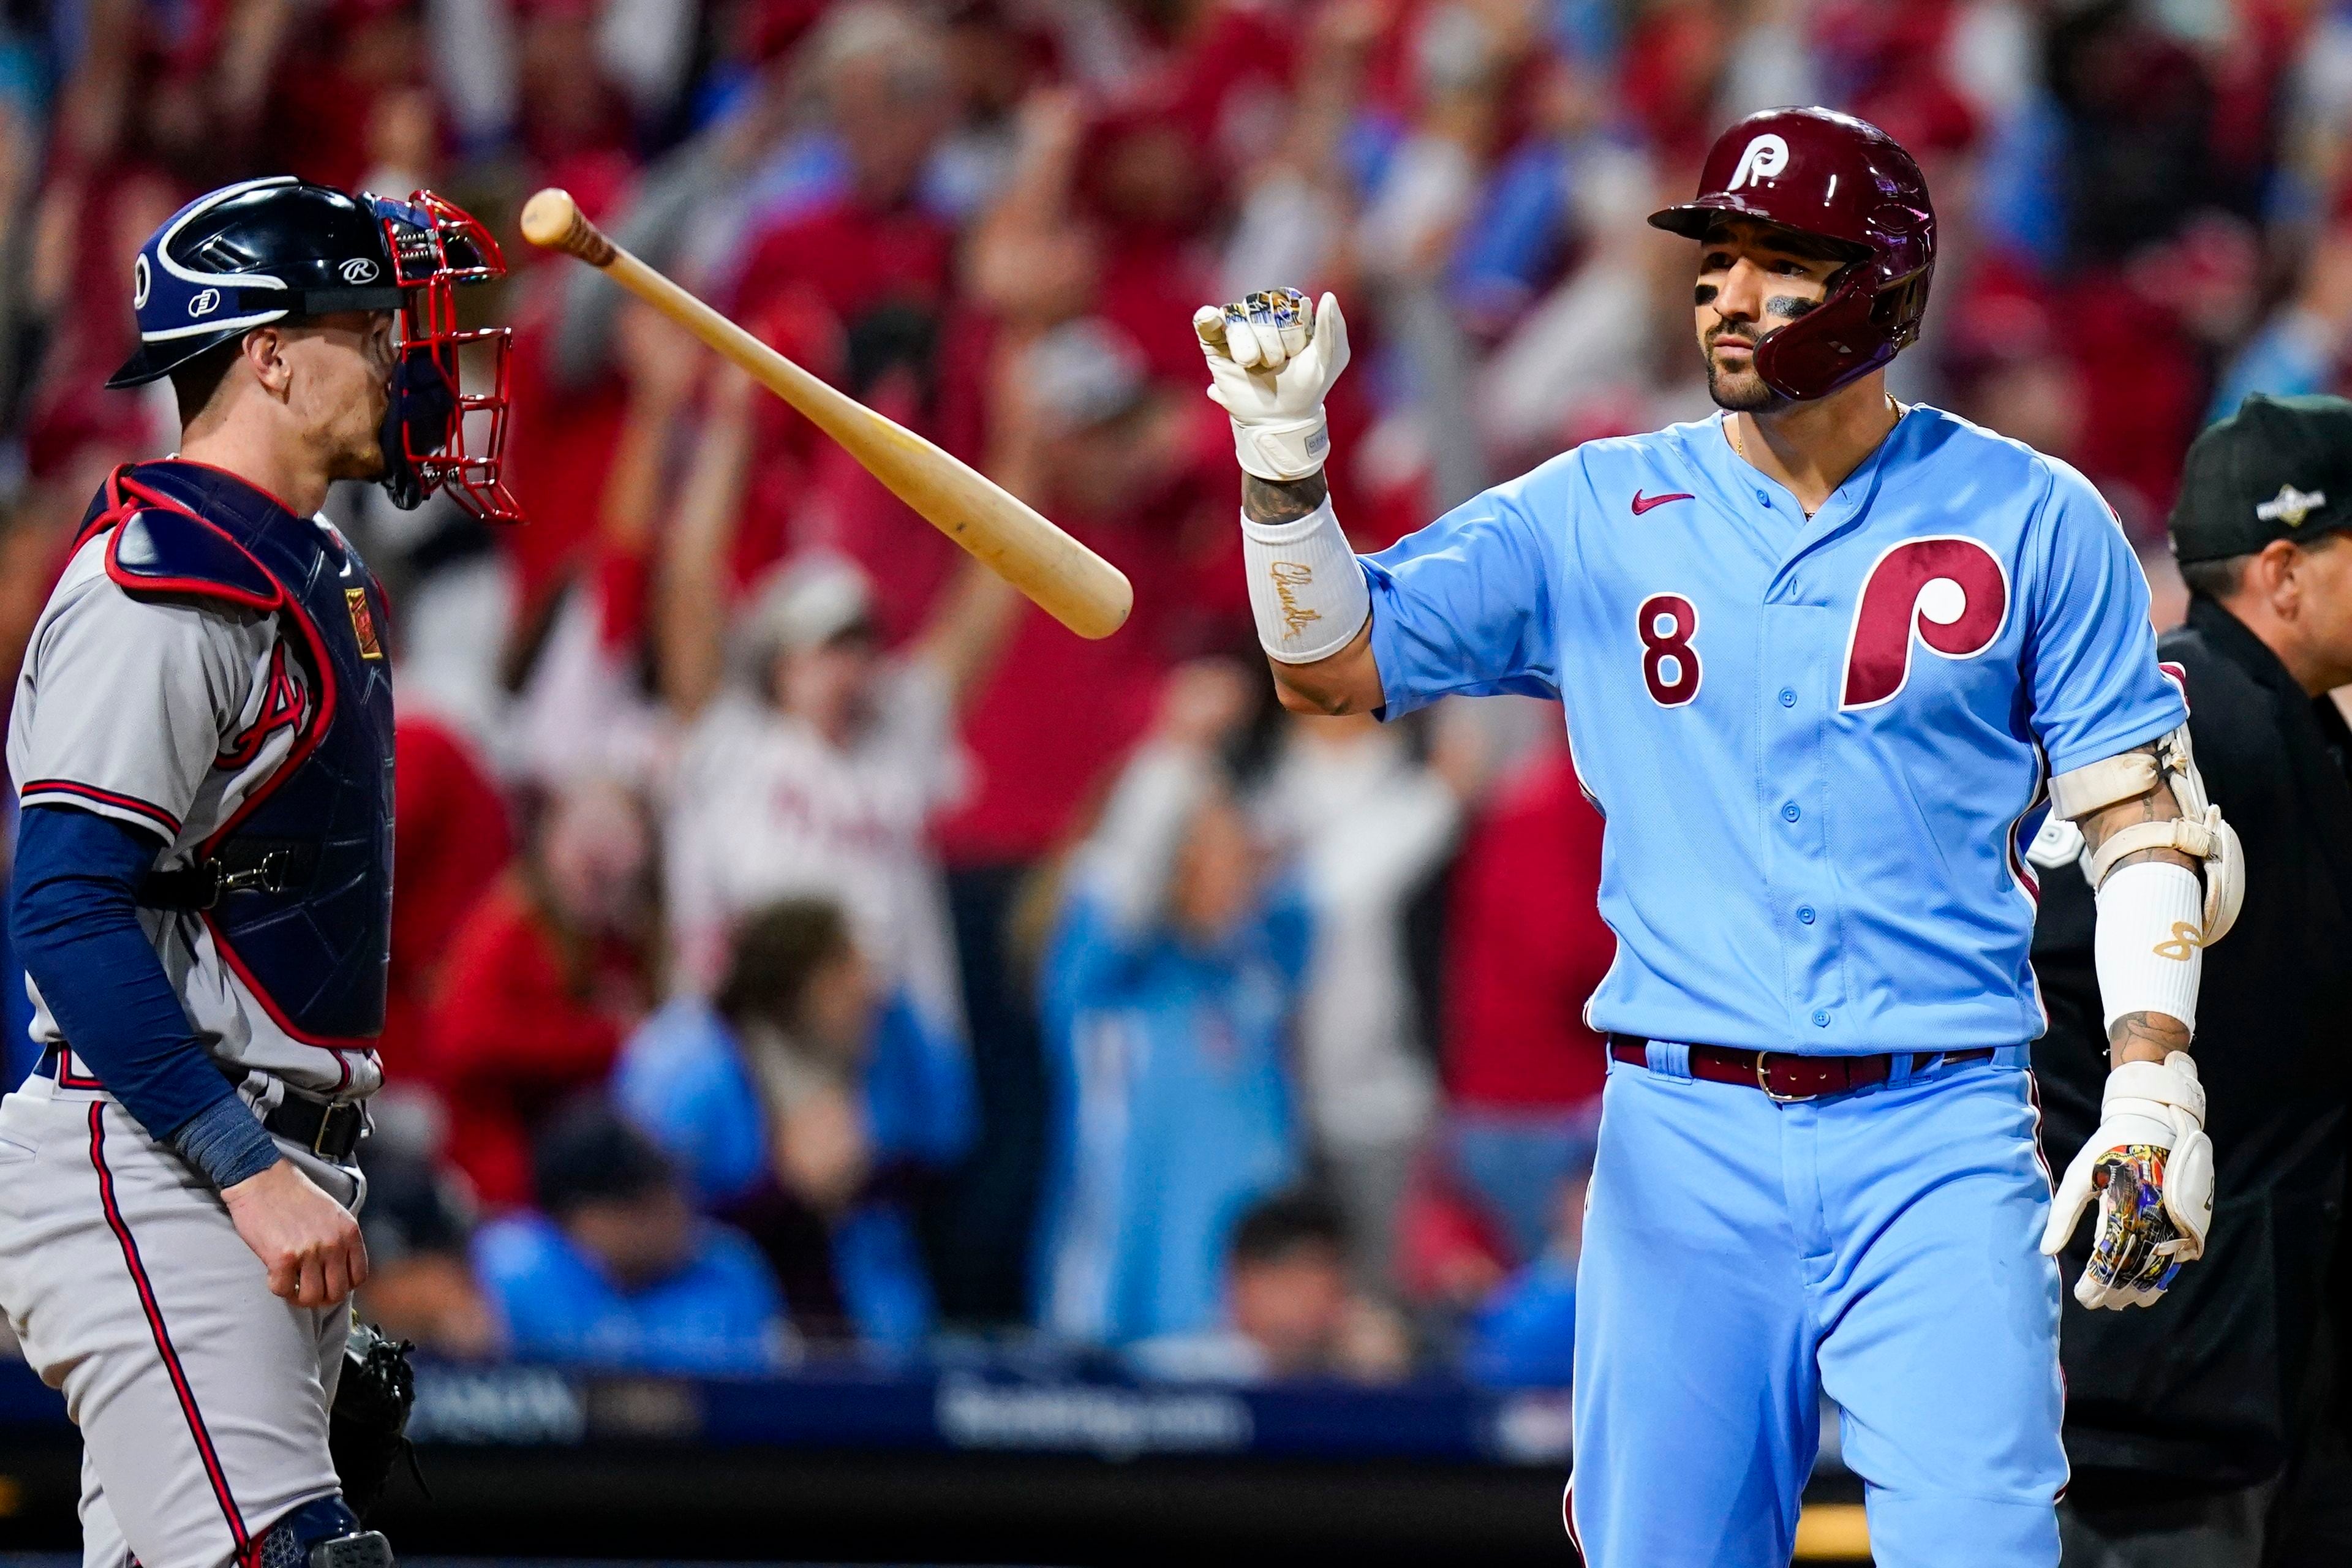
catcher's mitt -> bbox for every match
[329,1319,421,1519]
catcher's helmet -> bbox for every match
[108,177,404,388]
[1649,107,1936,402]
[110,176,520,522]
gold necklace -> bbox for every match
[1729,396,1901,516]
[1727,396,1902,462]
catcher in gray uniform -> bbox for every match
[2,176,514,1568]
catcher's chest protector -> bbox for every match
[90,459,397,1045]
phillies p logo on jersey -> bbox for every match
[1839,536,2008,709]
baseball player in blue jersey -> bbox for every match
[1192,107,2245,1566]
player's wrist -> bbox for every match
[172,1092,285,1191]
[2102,1052,2206,1123]
[1231,411,1330,483]
[2107,1031,2182,1069]
[2088,1107,2177,1153]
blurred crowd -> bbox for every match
[3,0,2351,1384]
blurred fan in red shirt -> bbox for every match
[426,777,654,1208]
[723,4,989,641]
[385,714,513,1077]
[253,0,429,193]
[1441,729,1613,1264]
[940,317,1247,868]
[496,159,639,626]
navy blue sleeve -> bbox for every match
[9,805,274,1180]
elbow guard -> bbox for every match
[2049,722,2244,944]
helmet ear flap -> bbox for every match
[1752,263,1888,401]
[1874,270,1933,352]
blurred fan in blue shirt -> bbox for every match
[1034,664,1313,1348]
[1466,1167,1588,1390]
[614,897,973,1355]
[1128,1189,1414,1384]
[473,1100,788,1375]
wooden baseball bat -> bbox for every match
[518,187,1133,641]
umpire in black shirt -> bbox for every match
[2032,392,2352,1566]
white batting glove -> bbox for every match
[1192,288,1352,481]
[2040,1050,2214,1309]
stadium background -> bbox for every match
[0,0,2345,1559]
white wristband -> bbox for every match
[1240,497,1370,665]
[1232,411,1331,482]
[2092,859,2204,1035]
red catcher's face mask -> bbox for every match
[369,190,521,524]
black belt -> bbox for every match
[1607,1034,1996,1102]
[41,1049,364,1161]
[262,1090,366,1161]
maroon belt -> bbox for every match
[1607,1034,1995,1103]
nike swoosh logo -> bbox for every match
[1630,491,1695,515]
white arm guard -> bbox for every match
[2093,859,2203,1033]
[2048,721,2244,943]
[1242,496,1371,665]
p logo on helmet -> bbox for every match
[1647,106,1937,402]
[1727,134,1789,192]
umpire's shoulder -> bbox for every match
[2157,617,2277,742]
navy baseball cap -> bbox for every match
[531,1099,676,1215]
[2171,393,2352,565]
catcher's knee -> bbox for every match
[252,1496,393,1568]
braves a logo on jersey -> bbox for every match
[217,644,306,769]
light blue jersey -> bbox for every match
[1359,406,2168,1566]
[1366,406,2183,1054]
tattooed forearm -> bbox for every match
[1243,470,1329,524]
[2074,743,2201,1068]
[2109,1009,2192,1068]
[2076,743,2198,876]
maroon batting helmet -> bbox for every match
[1649,106,1936,401]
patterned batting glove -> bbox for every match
[1192,288,1352,481]
[2040,1051,2214,1309]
